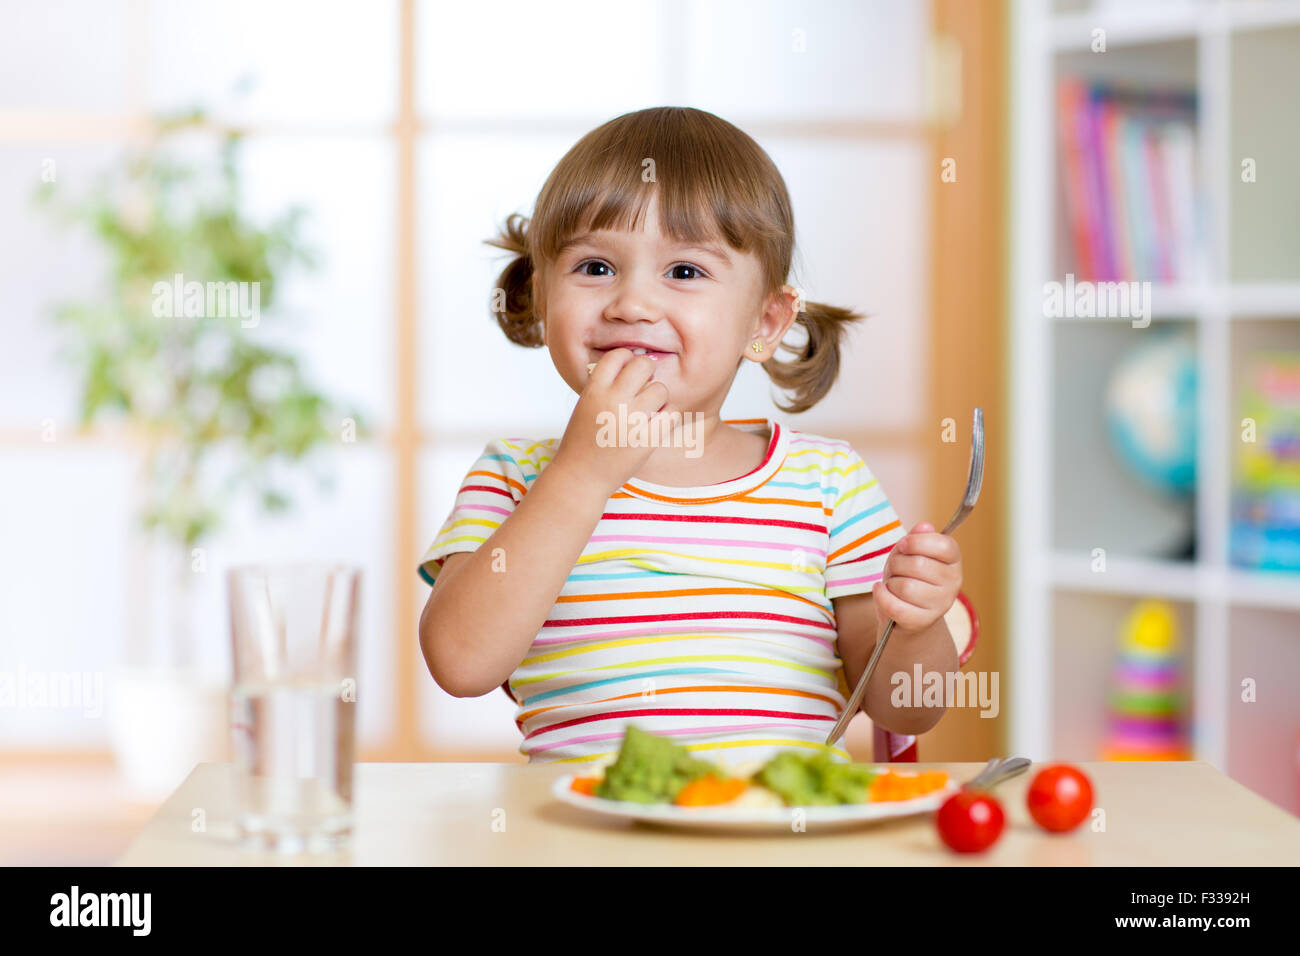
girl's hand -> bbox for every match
[551,348,672,496]
[873,522,963,636]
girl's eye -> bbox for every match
[576,259,613,277]
[668,262,707,280]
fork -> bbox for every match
[825,407,985,747]
[965,756,1031,790]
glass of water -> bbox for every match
[227,563,360,852]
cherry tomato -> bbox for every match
[1026,764,1093,833]
[936,791,1005,853]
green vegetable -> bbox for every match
[594,726,726,803]
[755,749,877,806]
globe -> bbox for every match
[1104,332,1198,498]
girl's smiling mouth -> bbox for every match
[591,342,677,361]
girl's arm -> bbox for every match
[419,457,612,697]
[419,348,670,698]
[833,591,958,736]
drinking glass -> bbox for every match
[227,563,360,852]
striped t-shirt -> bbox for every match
[418,418,907,769]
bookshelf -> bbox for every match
[1010,0,1300,815]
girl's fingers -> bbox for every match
[886,555,959,592]
[634,379,670,413]
[612,352,658,394]
[897,532,960,563]
[896,535,955,561]
[876,585,943,631]
[588,348,631,385]
[881,576,945,609]
[591,347,647,383]
[886,553,959,585]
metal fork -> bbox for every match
[966,755,1031,790]
[825,407,985,747]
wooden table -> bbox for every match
[115,761,1300,866]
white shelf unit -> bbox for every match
[1010,0,1300,814]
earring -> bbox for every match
[750,340,764,354]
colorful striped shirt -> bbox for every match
[417,418,907,769]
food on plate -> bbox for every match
[936,790,1005,853]
[674,774,749,806]
[569,725,949,809]
[869,770,951,802]
[592,725,734,804]
[754,749,876,806]
[1025,764,1094,832]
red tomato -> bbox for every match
[1026,764,1093,833]
[936,791,1005,853]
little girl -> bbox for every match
[417,106,962,769]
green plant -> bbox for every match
[34,108,369,552]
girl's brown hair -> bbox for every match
[484,106,865,414]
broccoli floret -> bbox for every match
[594,725,725,803]
[755,748,876,806]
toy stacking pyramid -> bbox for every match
[1102,599,1192,761]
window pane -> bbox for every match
[0,445,134,746]
[147,0,398,126]
[237,135,395,430]
[0,143,121,429]
[419,131,582,433]
[755,136,930,432]
[0,0,131,112]
[682,0,929,122]
[417,0,665,120]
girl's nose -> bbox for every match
[603,273,663,324]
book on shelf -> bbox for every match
[1231,352,1300,573]
[1056,79,1201,283]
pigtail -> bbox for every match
[763,300,867,414]
[484,212,545,347]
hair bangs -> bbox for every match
[529,108,788,289]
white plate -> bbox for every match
[551,773,959,833]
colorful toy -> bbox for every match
[1102,599,1191,761]
[1230,352,1300,572]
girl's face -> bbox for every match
[536,194,791,418]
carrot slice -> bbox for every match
[674,774,748,806]
[570,775,601,796]
[868,770,950,801]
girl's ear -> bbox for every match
[743,284,800,364]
